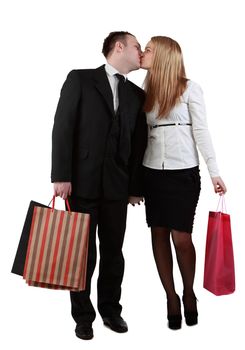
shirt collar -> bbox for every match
[105,63,127,80]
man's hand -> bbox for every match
[128,196,144,206]
[54,182,72,200]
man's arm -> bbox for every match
[51,70,81,197]
[128,108,148,198]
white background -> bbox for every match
[1,0,244,349]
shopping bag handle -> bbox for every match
[216,194,227,213]
[48,196,71,212]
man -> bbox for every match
[51,31,147,340]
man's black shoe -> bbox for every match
[75,323,93,340]
[103,316,128,333]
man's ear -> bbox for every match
[115,41,124,53]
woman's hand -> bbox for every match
[211,176,227,195]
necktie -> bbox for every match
[115,73,126,110]
[114,74,130,165]
[115,73,126,84]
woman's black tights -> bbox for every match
[151,226,196,314]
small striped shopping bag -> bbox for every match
[12,197,90,291]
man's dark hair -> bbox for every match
[102,31,134,58]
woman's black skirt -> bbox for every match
[143,166,201,233]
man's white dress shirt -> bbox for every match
[105,63,127,112]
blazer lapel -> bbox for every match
[93,65,115,117]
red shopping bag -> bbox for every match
[203,196,235,295]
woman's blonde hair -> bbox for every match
[144,36,188,118]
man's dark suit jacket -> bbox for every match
[51,65,147,200]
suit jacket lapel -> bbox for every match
[93,65,115,117]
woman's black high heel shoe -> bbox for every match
[182,294,198,326]
[167,294,182,330]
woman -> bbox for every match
[140,36,226,329]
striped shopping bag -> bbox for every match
[12,197,90,291]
